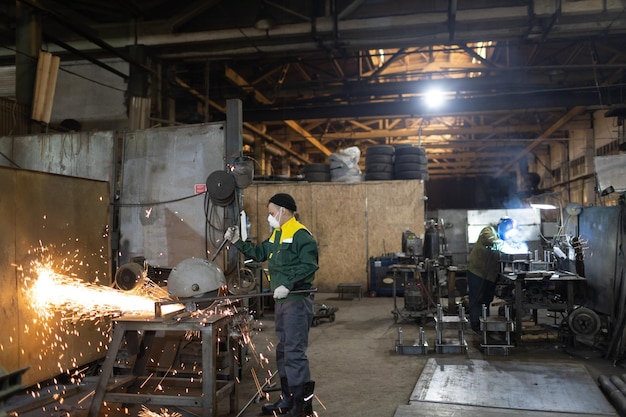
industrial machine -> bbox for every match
[167,257,226,304]
[390,231,444,323]
[91,157,259,416]
[402,230,423,258]
[91,254,250,417]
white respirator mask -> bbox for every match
[267,208,282,229]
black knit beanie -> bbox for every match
[269,193,297,212]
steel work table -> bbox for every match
[87,313,237,417]
[502,270,585,345]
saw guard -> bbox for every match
[167,257,226,299]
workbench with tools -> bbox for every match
[500,267,586,346]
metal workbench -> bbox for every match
[501,270,585,345]
[87,312,237,417]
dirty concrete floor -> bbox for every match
[6,293,625,417]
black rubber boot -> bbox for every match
[285,381,315,417]
[261,377,293,415]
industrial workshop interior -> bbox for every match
[3,0,626,416]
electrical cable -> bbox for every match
[114,192,204,207]
[588,40,604,107]
[0,151,20,168]
[2,45,127,93]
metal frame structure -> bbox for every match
[87,313,238,417]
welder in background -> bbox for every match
[467,217,519,333]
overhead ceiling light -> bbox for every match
[255,3,276,31]
[528,191,560,210]
[423,88,445,109]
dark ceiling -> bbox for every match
[2,0,626,180]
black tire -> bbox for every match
[394,146,426,156]
[365,163,394,173]
[394,170,427,180]
[365,154,393,164]
[394,154,427,165]
[393,162,424,173]
[365,172,393,181]
[366,145,395,156]
[394,144,414,150]
[395,163,428,173]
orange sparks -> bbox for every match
[138,405,182,417]
[28,263,157,319]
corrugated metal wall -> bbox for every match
[118,123,228,269]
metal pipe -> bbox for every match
[155,288,318,317]
[210,235,231,262]
[235,370,278,417]
[598,375,626,416]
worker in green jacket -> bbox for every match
[467,217,517,332]
[224,193,318,417]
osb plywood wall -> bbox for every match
[241,181,425,293]
[0,167,111,386]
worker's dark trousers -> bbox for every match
[275,296,314,387]
[467,271,496,332]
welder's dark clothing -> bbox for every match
[275,297,314,386]
[234,216,318,388]
[467,225,504,332]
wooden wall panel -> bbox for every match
[365,180,425,259]
[310,183,366,293]
[241,181,425,293]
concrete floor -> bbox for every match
[5,292,625,417]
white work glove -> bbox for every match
[224,226,240,243]
[273,285,289,299]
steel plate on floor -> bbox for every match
[408,358,615,416]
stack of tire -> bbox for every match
[393,145,428,181]
[364,145,394,181]
[303,163,331,182]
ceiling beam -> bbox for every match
[19,0,153,74]
[494,64,626,176]
[166,0,221,31]
[174,76,310,164]
[225,67,333,157]
[320,125,543,140]
[243,90,605,122]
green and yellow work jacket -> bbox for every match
[234,217,319,303]
[467,225,504,283]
